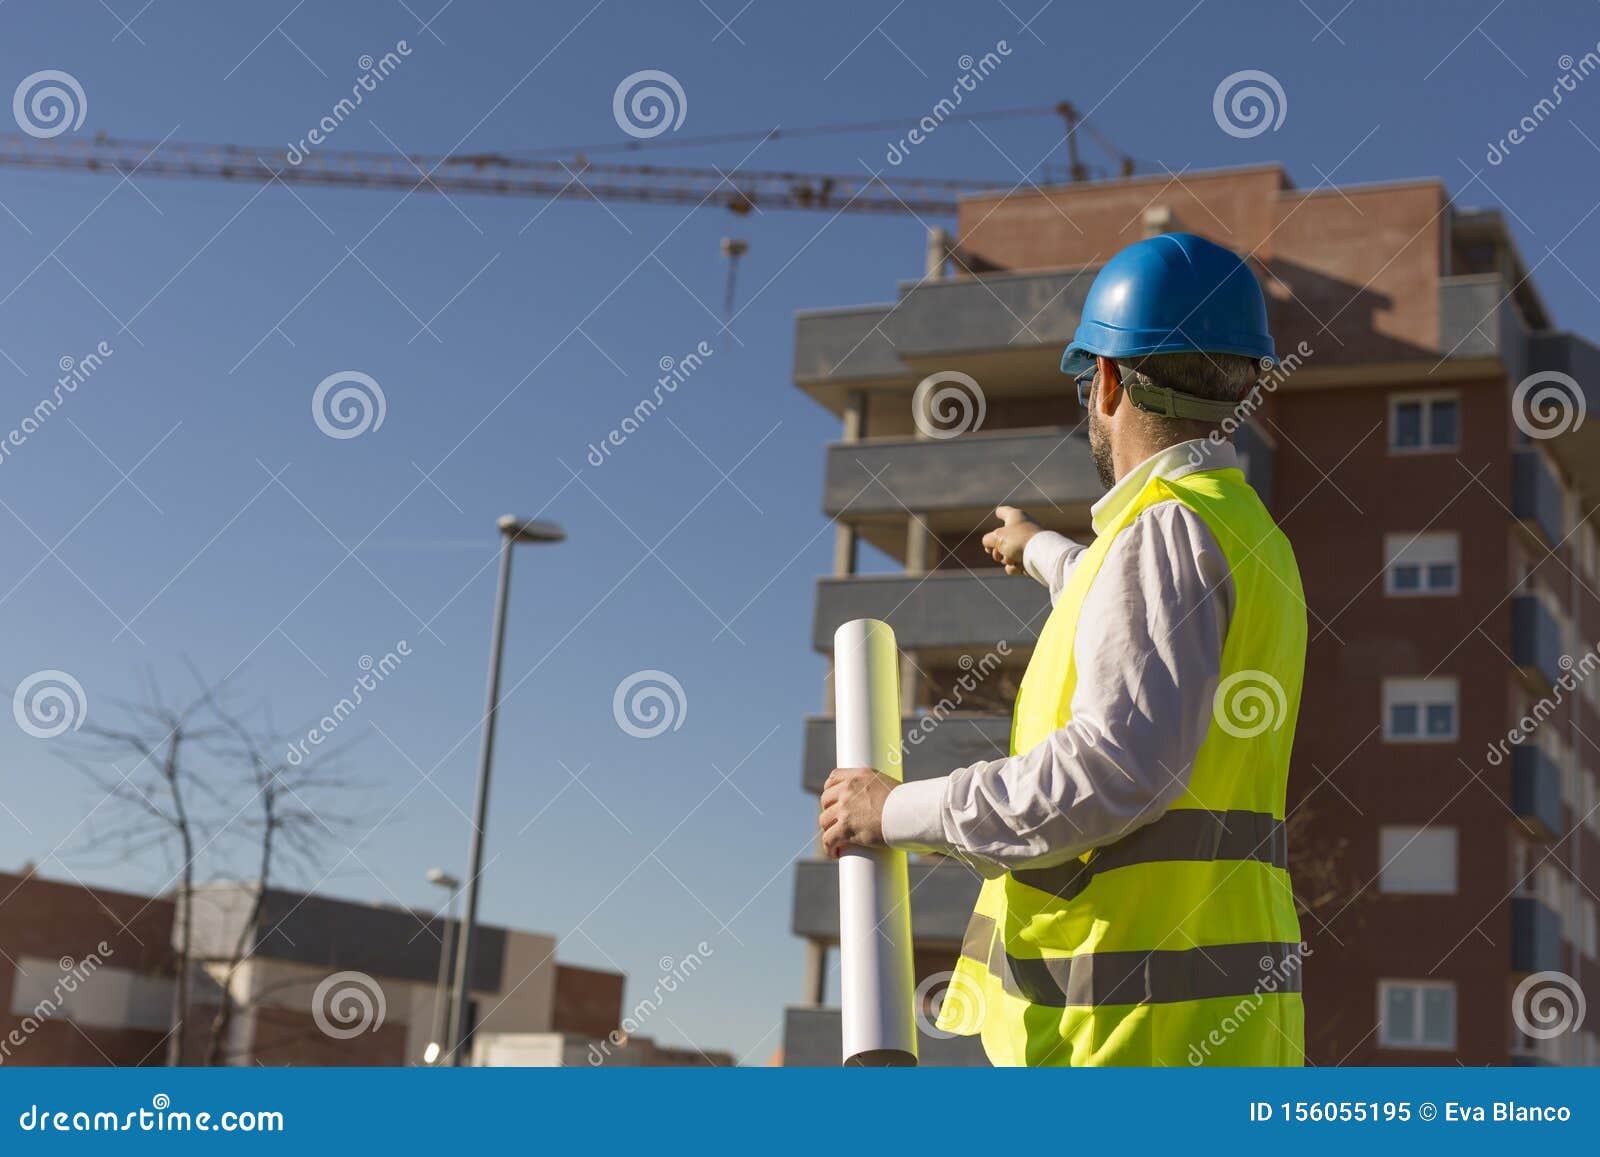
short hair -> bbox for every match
[1113,351,1261,408]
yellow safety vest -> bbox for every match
[937,464,1307,1066]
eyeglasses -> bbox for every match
[1074,367,1098,409]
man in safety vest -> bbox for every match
[819,233,1307,1067]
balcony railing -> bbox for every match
[1511,596,1564,690]
[823,428,1098,519]
[1510,897,1562,974]
[1511,746,1562,840]
[782,1007,989,1067]
[801,714,1011,793]
[1512,452,1563,546]
[792,858,982,947]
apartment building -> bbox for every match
[783,164,1600,1067]
[0,870,730,1066]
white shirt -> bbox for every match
[880,440,1238,875]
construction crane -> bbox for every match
[0,132,1002,216]
[1054,102,1137,182]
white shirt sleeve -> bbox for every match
[880,502,1234,873]
[1021,530,1088,605]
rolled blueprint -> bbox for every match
[833,618,918,1067]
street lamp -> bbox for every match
[445,514,565,1066]
[422,867,461,1065]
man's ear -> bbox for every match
[1095,356,1121,418]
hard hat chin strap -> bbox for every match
[1125,381,1242,424]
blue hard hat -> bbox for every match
[1060,233,1274,378]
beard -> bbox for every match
[1088,411,1116,490]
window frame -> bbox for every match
[1378,825,1459,895]
[1377,979,1457,1050]
[1383,532,1461,597]
[1388,391,1461,455]
[1382,677,1459,743]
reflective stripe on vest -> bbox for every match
[1011,807,1286,901]
[961,913,1304,1007]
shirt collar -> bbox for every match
[1090,439,1240,535]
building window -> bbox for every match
[1378,980,1456,1049]
[1383,677,1458,742]
[1384,532,1459,596]
[1390,393,1460,452]
[1379,825,1458,894]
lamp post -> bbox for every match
[446,514,565,1066]
[422,867,460,1065]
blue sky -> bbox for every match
[0,0,1597,1063]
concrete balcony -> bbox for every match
[1511,746,1562,841]
[1511,897,1562,974]
[792,305,904,385]
[793,268,1096,401]
[801,713,1010,793]
[1511,596,1565,691]
[782,1007,989,1067]
[813,573,1049,655]
[823,427,1098,520]
[1512,451,1563,546]
[791,858,982,948]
